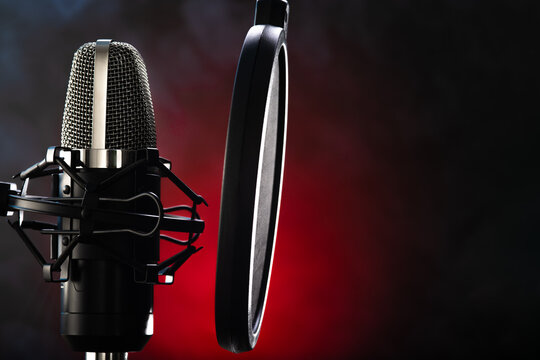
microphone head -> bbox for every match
[61,41,157,150]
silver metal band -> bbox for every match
[92,39,112,149]
[76,149,138,169]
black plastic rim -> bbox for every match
[215,24,288,353]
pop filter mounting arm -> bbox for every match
[0,146,207,285]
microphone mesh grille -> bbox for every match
[61,41,157,150]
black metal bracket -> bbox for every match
[4,147,207,284]
[255,0,289,38]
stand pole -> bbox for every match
[85,353,128,360]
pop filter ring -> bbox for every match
[215,23,288,353]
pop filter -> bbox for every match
[215,0,289,353]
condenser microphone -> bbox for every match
[0,39,207,359]
[59,40,158,357]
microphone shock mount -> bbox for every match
[1,146,206,285]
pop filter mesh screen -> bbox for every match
[251,54,280,330]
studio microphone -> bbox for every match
[60,40,158,356]
[0,39,206,359]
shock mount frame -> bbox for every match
[0,146,206,285]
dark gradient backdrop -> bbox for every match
[1,1,539,359]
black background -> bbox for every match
[0,1,539,359]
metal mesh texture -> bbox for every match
[61,41,157,150]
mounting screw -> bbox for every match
[63,185,71,195]
[62,237,69,246]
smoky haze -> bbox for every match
[0,1,539,359]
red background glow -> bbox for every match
[1,1,539,359]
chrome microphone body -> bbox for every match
[58,40,158,353]
[57,149,159,352]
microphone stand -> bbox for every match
[86,353,127,360]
